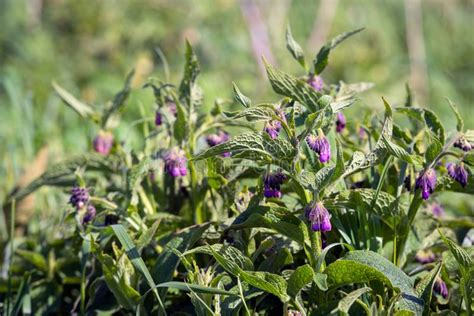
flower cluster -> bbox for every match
[453,136,472,152]
[263,171,286,198]
[447,163,468,187]
[93,131,114,155]
[264,120,282,139]
[305,201,331,232]
[206,131,230,157]
[434,277,449,299]
[415,168,437,200]
[306,134,331,163]
[307,75,324,91]
[164,148,188,177]
[69,186,96,224]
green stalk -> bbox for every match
[6,199,16,315]
[396,193,423,265]
[310,228,323,272]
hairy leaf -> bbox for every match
[52,81,94,118]
[337,287,372,314]
[287,264,314,297]
[232,82,251,108]
[285,24,305,68]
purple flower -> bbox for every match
[306,134,331,163]
[206,131,231,157]
[453,137,472,152]
[430,203,445,218]
[434,278,449,299]
[305,201,332,232]
[307,75,324,91]
[69,186,89,210]
[167,100,177,117]
[155,111,163,126]
[263,171,286,198]
[447,163,468,187]
[358,127,367,140]
[164,148,187,177]
[264,120,282,139]
[415,250,436,264]
[82,204,96,224]
[93,131,114,155]
[335,112,346,133]
[415,168,437,200]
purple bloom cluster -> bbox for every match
[434,278,449,299]
[335,112,346,133]
[415,250,436,264]
[307,75,324,91]
[454,137,472,152]
[306,134,331,163]
[305,201,331,232]
[206,131,231,157]
[164,148,188,177]
[263,171,286,198]
[69,186,90,210]
[415,168,437,200]
[431,203,445,218]
[82,204,96,224]
[447,163,468,187]
[93,131,114,155]
[155,110,163,126]
[264,120,282,139]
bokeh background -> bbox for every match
[1,0,473,208]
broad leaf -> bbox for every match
[52,81,94,118]
[232,82,251,108]
[337,287,372,314]
[287,264,314,297]
[414,263,441,316]
[285,24,305,68]
[179,41,200,108]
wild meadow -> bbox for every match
[0,1,473,315]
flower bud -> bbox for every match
[306,134,331,163]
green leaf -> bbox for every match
[313,28,364,74]
[102,70,134,128]
[396,108,445,145]
[11,271,31,316]
[127,156,155,198]
[179,41,200,108]
[264,58,321,112]
[52,81,95,118]
[287,264,314,297]
[424,134,442,164]
[446,99,464,132]
[439,232,473,270]
[381,135,422,167]
[184,244,254,271]
[414,263,441,316]
[285,24,305,68]
[311,140,345,191]
[111,224,165,311]
[150,281,238,297]
[174,100,188,143]
[193,132,297,163]
[463,152,474,167]
[224,104,277,122]
[136,220,160,252]
[209,246,290,302]
[337,287,371,314]
[232,82,251,108]
[16,250,47,272]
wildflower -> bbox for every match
[305,201,332,232]
[335,112,346,133]
[307,75,324,91]
[206,131,231,157]
[358,126,367,140]
[447,162,468,187]
[453,137,472,152]
[434,277,449,299]
[93,131,114,155]
[306,134,331,163]
[69,186,89,210]
[415,168,437,200]
[264,120,282,139]
[430,203,445,218]
[167,100,177,117]
[415,249,436,264]
[82,204,96,224]
[164,148,187,177]
[287,310,302,316]
[155,110,163,126]
[263,171,286,198]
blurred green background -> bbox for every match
[1,0,473,203]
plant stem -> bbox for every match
[6,199,16,315]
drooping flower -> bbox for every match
[164,148,187,177]
[264,120,282,139]
[447,162,468,187]
[453,137,472,152]
[263,171,286,198]
[335,112,346,133]
[434,277,449,299]
[206,131,231,157]
[82,204,96,224]
[307,75,324,91]
[306,134,331,163]
[430,203,445,218]
[69,186,90,210]
[93,131,114,155]
[415,249,436,264]
[305,201,332,232]
[155,110,163,126]
[415,168,437,200]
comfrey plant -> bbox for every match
[3,26,473,315]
